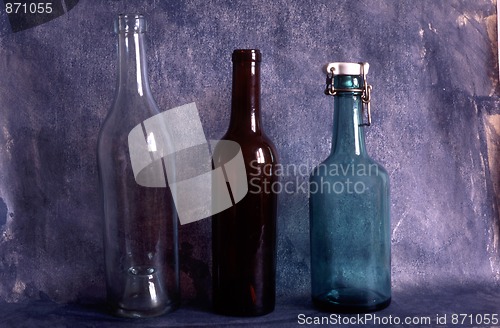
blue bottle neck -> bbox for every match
[331,75,367,157]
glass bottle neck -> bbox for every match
[331,93,367,156]
[228,59,261,134]
[116,31,152,97]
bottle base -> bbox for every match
[108,265,179,318]
[111,302,179,318]
[313,288,391,313]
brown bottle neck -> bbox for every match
[228,59,262,135]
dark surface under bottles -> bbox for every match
[0,1,500,327]
[1,285,500,327]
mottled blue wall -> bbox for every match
[0,0,499,307]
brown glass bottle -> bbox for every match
[211,49,278,317]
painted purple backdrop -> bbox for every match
[0,0,500,326]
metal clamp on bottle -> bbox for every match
[325,62,373,126]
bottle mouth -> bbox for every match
[115,14,147,34]
[232,49,261,62]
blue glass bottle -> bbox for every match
[309,62,391,312]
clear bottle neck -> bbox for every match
[228,49,262,135]
[115,15,152,98]
[331,75,367,157]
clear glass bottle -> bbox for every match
[97,14,179,318]
[212,49,278,316]
[309,62,391,312]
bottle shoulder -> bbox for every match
[321,152,384,166]
[99,95,162,132]
[111,91,161,116]
[311,154,389,179]
[215,132,278,165]
[222,131,276,151]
